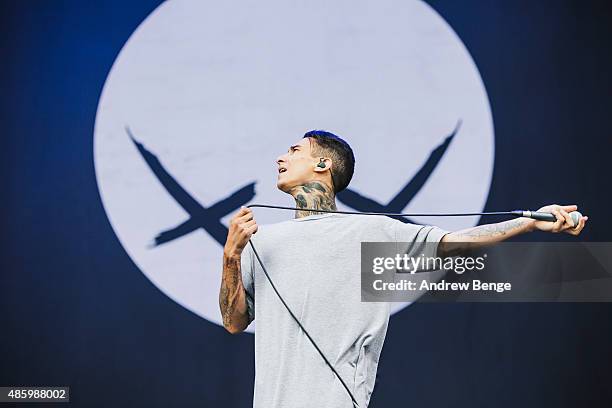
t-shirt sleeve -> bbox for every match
[240,244,256,324]
[391,218,449,259]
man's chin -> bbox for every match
[276,179,293,193]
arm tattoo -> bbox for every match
[219,255,246,330]
[454,218,530,239]
[292,182,337,218]
[439,218,533,257]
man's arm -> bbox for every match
[219,207,258,334]
[438,204,587,257]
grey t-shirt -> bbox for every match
[241,213,448,408]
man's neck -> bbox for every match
[290,181,337,218]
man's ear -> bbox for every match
[313,158,333,173]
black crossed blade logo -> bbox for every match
[126,121,461,248]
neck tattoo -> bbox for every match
[291,181,337,218]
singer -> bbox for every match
[219,131,587,408]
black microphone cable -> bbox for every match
[248,204,517,218]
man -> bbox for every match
[220,130,587,408]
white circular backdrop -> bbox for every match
[94,0,494,332]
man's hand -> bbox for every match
[532,204,588,236]
[224,206,258,259]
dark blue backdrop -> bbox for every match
[2,1,611,407]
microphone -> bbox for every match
[511,210,582,227]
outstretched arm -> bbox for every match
[438,204,587,256]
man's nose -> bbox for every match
[276,154,287,164]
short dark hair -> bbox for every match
[303,130,355,193]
